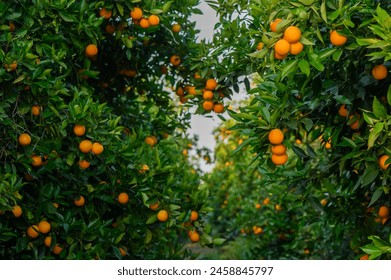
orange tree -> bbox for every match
[200,0,391,259]
[0,0,220,259]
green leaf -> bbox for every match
[213,238,226,245]
[144,229,152,244]
[320,1,327,23]
[368,122,384,149]
[373,97,387,119]
[298,59,310,76]
[58,10,77,22]
[292,145,309,158]
[146,214,157,224]
[387,85,391,107]
[368,188,383,207]
[281,60,299,80]
[308,197,324,213]
[361,167,379,187]
[308,53,325,71]
[361,244,382,255]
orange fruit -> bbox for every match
[31,155,43,167]
[189,231,200,242]
[172,23,181,33]
[85,44,98,58]
[176,87,184,96]
[349,114,360,130]
[295,139,302,144]
[187,86,196,95]
[190,210,199,222]
[274,39,290,56]
[52,244,63,255]
[74,195,85,206]
[255,203,261,209]
[330,30,347,46]
[79,159,90,169]
[274,52,287,60]
[289,41,304,55]
[12,205,22,218]
[378,205,389,218]
[138,164,149,173]
[130,7,143,20]
[38,220,51,234]
[140,18,150,29]
[338,104,348,117]
[79,140,92,153]
[360,254,369,260]
[263,197,270,205]
[118,192,129,204]
[378,155,390,170]
[99,8,112,19]
[205,79,217,90]
[149,201,160,210]
[170,55,181,66]
[105,24,115,34]
[91,142,104,155]
[203,90,214,100]
[268,129,284,145]
[283,26,301,43]
[31,105,41,116]
[256,42,264,50]
[372,65,388,80]
[275,204,282,211]
[19,133,31,146]
[270,18,282,32]
[213,103,225,113]
[271,144,287,155]
[157,209,168,222]
[44,236,52,247]
[27,225,39,238]
[271,153,288,165]
[182,149,188,156]
[145,136,157,146]
[203,100,214,111]
[194,72,201,79]
[148,15,160,26]
[325,142,332,149]
[321,199,328,206]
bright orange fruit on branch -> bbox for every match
[85,44,98,58]
[91,142,104,155]
[27,225,39,238]
[378,205,389,218]
[205,79,217,90]
[130,7,143,20]
[203,100,214,111]
[270,18,282,32]
[190,211,199,222]
[271,144,287,156]
[283,26,301,43]
[19,133,31,146]
[213,103,225,113]
[157,210,168,222]
[99,8,112,19]
[74,195,85,206]
[338,104,348,117]
[268,129,284,145]
[271,153,288,165]
[378,154,390,170]
[38,220,51,234]
[170,55,181,66]
[330,30,347,46]
[372,65,388,80]
[148,15,160,26]
[79,140,93,153]
[118,193,129,204]
[274,39,290,56]
[12,205,22,217]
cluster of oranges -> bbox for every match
[130,7,160,29]
[270,19,304,59]
[268,129,288,165]
[26,220,63,254]
[252,225,263,235]
[74,124,104,169]
[377,205,389,225]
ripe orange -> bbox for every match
[194,72,201,79]
[274,52,286,60]
[290,41,304,55]
[271,144,287,155]
[360,254,369,260]
[189,231,200,242]
[182,149,188,156]
[255,203,261,209]
[187,86,196,95]
[118,192,129,204]
[349,114,360,130]
[79,140,93,153]
[176,87,184,96]
[203,100,214,111]
[325,141,332,149]
[268,129,284,145]
[79,160,90,169]
[12,205,22,218]
[203,90,214,100]
[170,55,181,66]
[330,30,347,46]
[283,26,301,43]
[31,155,43,167]
[274,39,290,56]
[140,18,150,29]
[74,195,85,206]
[19,133,31,146]
[263,197,270,205]
[145,136,157,146]
[190,210,199,222]
[31,105,41,116]
[44,236,52,247]
[271,153,288,165]
[270,18,282,32]
[27,225,39,238]
[157,209,168,222]
[275,204,282,211]
[138,164,149,173]
[379,155,390,170]
[99,8,112,19]
[130,7,143,20]
[372,65,388,80]
[378,205,389,218]
[38,220,51,234]
[91,142,104,155]
[52,244,63,255]
[256,42,264,50]
[172,23,181,33]
[338,104,348,117]
[213,103,225,113]
[148,15,160,26]
[149,201,160,210]
[105,24,115,34]
[85,44,98,58]
[205,79,217,90]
